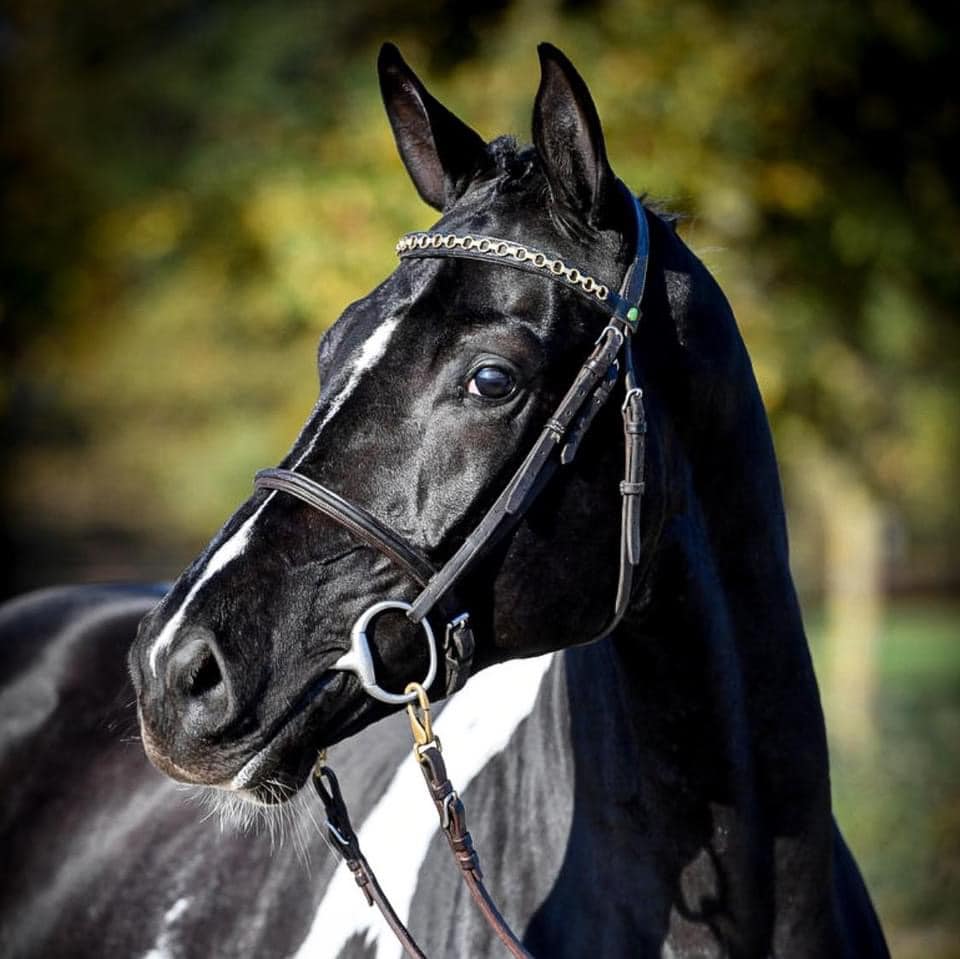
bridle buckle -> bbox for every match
[405,681,442,759]
[621,386,643,413]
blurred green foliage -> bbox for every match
[2,1,958,948]
[3,0,958,572]
[811,605,960,959]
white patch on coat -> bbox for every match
[293,653,555,959]
[146,315,401,676]
[141,896,192,959]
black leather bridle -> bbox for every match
[254,181,649,703]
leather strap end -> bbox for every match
[624,496,643,567]
[621,389,646,569]
[561,361,620,465]
[444,618,475,697]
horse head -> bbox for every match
[130,43,685,804]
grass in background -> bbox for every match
[809,602,960,959]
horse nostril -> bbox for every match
[187,647,223,698]
[159,630,236,741]
[168,636,225,702]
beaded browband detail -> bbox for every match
[395,184,649,327]
[396,231,611,306]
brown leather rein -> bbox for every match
[312,686,534,959]
[253,182,650,957]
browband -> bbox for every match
[397,180,649,329]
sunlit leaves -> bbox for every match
[2,0,957,560]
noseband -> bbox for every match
[254,181,649,703]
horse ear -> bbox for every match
[533,43,617,229]
[378,43,490,211]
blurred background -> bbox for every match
[1,0,957,953]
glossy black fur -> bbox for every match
[1,44,888,957]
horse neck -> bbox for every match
[553,273,836,948]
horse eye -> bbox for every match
[466,365,516,399]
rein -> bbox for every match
[254,181,650,956]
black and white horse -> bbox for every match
[0,45,888,958]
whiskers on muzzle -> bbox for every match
[182,780,327,868]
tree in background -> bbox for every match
[4,0,956,578]
[8,0,957,740]
[2,1,959,952]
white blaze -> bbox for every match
[147,500,271,675]
[146,315,401,675]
